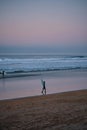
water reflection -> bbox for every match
[0,75,87,100]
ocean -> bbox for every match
[0,53,87,100]
[0,54,87,73]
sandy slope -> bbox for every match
[0,89,87,130]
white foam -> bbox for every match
[0,55,87,73]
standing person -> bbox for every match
[2,70,5,78]
[41,80,46,95]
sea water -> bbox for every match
[0,53,87,100]
[0,53,87,73]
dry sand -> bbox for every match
[0,89,87,130]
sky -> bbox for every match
[0,0,87,54]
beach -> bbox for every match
[0,70,87,100]
[0,70,87,129]
[0,89,87,130]
[0,0,87,129]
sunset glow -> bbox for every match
[0,0,87,53]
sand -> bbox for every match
[0,89,87,130]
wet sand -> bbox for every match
[0,70,87,100]
[0,89,87,130]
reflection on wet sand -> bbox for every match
[0,71,87,100]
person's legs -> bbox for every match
[44,88,46,95]
[43,88,46,95]
[41,88,44,94]
[41,87,46,95]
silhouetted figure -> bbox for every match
[41,80,46,95]
[2,71,5,78]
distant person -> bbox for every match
[2,70,5,78]
[41,80,46,95]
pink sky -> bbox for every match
[0,0,87,53]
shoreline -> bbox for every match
[0,89,87,102]
[0,68,87,79]
[0,89,87,130]
[0,89,86,102]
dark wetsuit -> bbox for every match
[2,71,5,78]
[43,81,45,89]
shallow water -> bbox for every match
[0,70,87,100]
